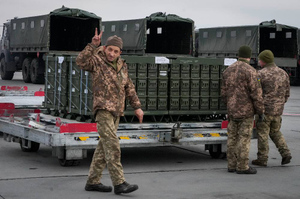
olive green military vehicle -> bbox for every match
[101,12,195,56]
[0,6,101,84]
[196,20,300,85]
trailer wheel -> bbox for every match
[20,140,40,152]
[209,149,222,159]
[59,159,81,167]
[22,58,32,83]
[30,58,45,84]
[0,57,14,80]
[208,144,225,159]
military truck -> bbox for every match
[196,20,299,85]
[0,6,101,84]
[101,12,195,56]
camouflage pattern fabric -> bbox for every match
[258,63,290,116]
[221,59,264,119]
[256,115,291,161]
[87,110,125,186]
[255,64,290,161]
[76,44,141,117]
[227,117,253,171]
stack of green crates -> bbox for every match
[219,65,228,110]
[170,63,180,110]
[126,62,138,111]
[44,54,227,120]
[157,64,168,111]
[200,64,210,110]
[44,55,69,113]
[68,56,81,114]
[123,56,169,115]
[68,56,93,117]
[190,64,200,110]
[210,65,220,110]
[180,64,190,110]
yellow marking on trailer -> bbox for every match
[119,136,130,140]
[78,137,89,141]
[139,135,148,139]
[194,133,204,137]
[210,133,220,137]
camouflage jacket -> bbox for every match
[221,59,264,119]
[258,63,290,116]
[76,43,141,117]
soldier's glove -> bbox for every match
[258,114,265,122]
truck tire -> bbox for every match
[0,57,14,80]
[22,58,32,83]
[30,58,45,84]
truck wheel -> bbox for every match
[59,159,80,167]
[0,57,14,80]
[30,58,45,84]
[22,58,32,83]
[20,140,40,152]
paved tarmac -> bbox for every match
[0,74,300,199]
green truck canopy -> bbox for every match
[198,25,259,55]
[146,12,193,23]
[102,12,194,55]
[197,20,298,59]
[50,6,101,19]
[9,6,101,52]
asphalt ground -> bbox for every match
[0,73,300,199]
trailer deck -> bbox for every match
[0,102,228,166]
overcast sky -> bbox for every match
[1,0,300,34]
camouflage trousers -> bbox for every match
[87,110,125,186]
[227,117,253,171]
[256,115,291,162]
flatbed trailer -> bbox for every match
[0,101,228,166]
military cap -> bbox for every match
[238,45,252,58]
[259,50,274,64]
[105,35,123,50]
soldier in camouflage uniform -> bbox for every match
[221,45,264,174]
[76,28,144,195]
[252,50,292,167]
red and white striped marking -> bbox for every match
[0,85,44,96]
[282,113,300,116]
[1,86,28,91]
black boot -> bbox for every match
[236,166,257,174]
[85,183,112,192]
[281,155,292,165]
[252,159,267,166]
[114,181,138,194]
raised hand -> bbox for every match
[91,28,103,47]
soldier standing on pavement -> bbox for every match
[221,45,264,174]
[252,50,292,167]
[76,28,144,194]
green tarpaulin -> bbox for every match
[50,6,101,20]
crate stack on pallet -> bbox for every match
[44,54,228,122]
[44,56,69,115]
[68,56,93,119]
